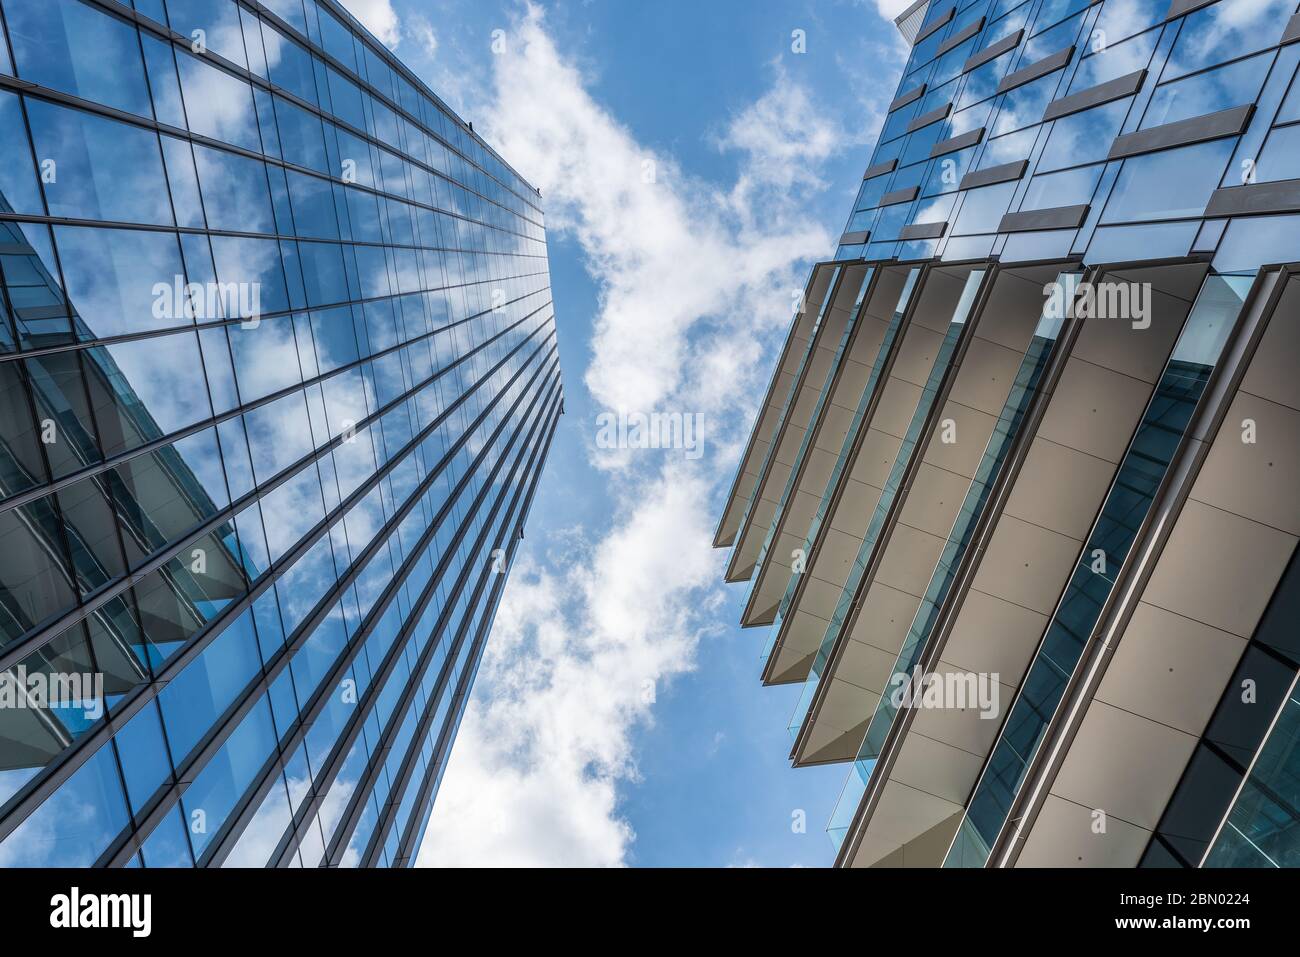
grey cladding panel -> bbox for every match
[1043,69,1145,121]
[959,159,1028,190]
[997,46,1074,94]
[999,204,1090,232]
[1107,105,1254,159]
[964,30,1023,72]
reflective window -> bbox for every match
[952,181,1016,233]
[228,313,303,402]
[261,0,306,34]
[27,101,173,225]
[96,332,213,447]
[976,126,1036,168]
[140,34,187,128]
[1163,0,1293,79]
[1067,27,1157,94]
[163,0,248,69]
[274,95,328,172]
[54,226,187,337]
[1022,163,1102,209]
[4,0,152,117]
[1101,138,1236,222]
[180,695,276,859]
[1144,53,1272,129]
[159,608,261,761]
[193,143,275,234]
[1032,0,1092,34]
[111,700,174,814]
[140,805,194,866]
[956,48,1017,110]
[0,743,128,865]
[1037,97,1130,171]
[1092,0,1166,47]
[318,8,357,71]
[286,170,340,239]
[0,92,42,214]
[992,72,1060,136]
[1255,123,1300,182]
[176,52,261,152]
[262,21,318,105]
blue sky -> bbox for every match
[338,0,908,867]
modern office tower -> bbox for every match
[718,0,1300,868]
[0,0,560,867]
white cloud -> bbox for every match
[713,61,844,216]
[409,15,439,58]
[341,0,402,49]
[873,0,916,20]
[417,4,854,867]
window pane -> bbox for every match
[4,0,152,117]
[1256,124,1300,183]
[1163,0,1292,78]
[1101,138,1236,222]
[1144,53,1271,130]
[0,741,128,865]
[27,100,173,225]
[0,91,42,214]
[176,51,261,151]
[54,226,186,337]
[158,608,261,761]
[163,0,248,69]
[262,21,318,104]
[193,143,275,234]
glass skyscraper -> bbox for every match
[719,0,1300,867]
[0,0,560,866]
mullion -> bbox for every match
[96,348,558,866]
[393,399,556,866]
[0,300,551,669]
[269,376,560,867]
[0,318,553,841]
[355,398,559,866]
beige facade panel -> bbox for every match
[842,264,1203,865]
[1015,271,1300,866]
[762,268,971,683]
[795,266,1050,765]
[742,269,911,626]
[727,268,865,581]
[716,263,838,548]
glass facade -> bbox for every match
[0,0,560,867]
[721,0,1300,868]
[946,273,1253,866]
[835,0,1300,270]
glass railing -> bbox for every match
[761,269,921,662]
[1204,677,1300,867]
[825,272,1080,849]
[944,272,1256,868]
[732,266,843,560]
[788,269,987,738]
[745,269,875,608]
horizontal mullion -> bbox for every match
[273,379,561,867]
[356,400,560,867]
[0,324,554,842]
[392,406,558,866]
[0,303,552,657]
[116,358,560,868]
[0,287,550,511]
